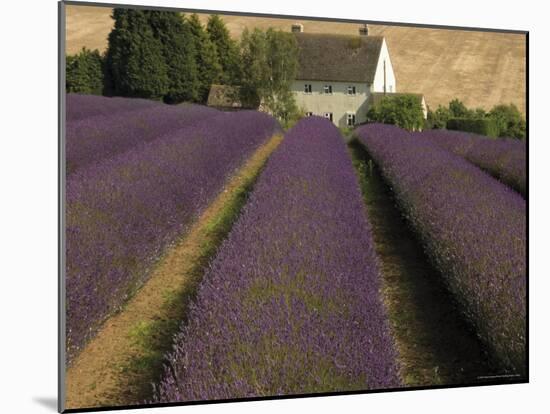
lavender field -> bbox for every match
[152,117,400,402]
[64,96,527,409]
[415,129,526,196]
[66,94,220,174]
[357,124,526,375]
[66,96,281,362]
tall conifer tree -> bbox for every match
[106,9,169,100]
[187,14,223,103]
[206,15,241,84]
[147,11,199,103]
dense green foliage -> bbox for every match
[66,48,105,95]
[446,117,499,137]
[239,28,268,108]
[207,15,241,85]
[426,105,449,129]
[105,9,204,103]
[448,99,470,118]
[67,11,299,117]
[106,9,169,100]
[426,99,486,130]
[489,104,526,140]
[240,28,301,127]
[367,94,425,131]
[101,10,249,104]
[427,99,526,140]
[148,11,199,103]
[187,14,223,103]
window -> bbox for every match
[347,86,357,95]
[389,85,393,93]
[347,113,356,127]
[324,112,333,122]
[304,84,312,94]
[323,85,333,94]
[305,112,313,117]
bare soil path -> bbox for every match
[65,135,283,410]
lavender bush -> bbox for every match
[415,129,526,196]
[66,96,220,174]
[357,124,526,374]
[152,117,401,403]
[66,93,162,122]
[66,110,281,362]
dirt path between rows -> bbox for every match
[65,135,283,411]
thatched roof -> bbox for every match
[206,84,243,109]
[294,33,384,84]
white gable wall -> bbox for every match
[290,36,399,127]
[291,80,370,128]
[372,39,397,93]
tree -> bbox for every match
[239,28,300,126]
[239,28,269,108]
[489,104,526,140]
[472,107,487,118]
[66,47,104,95]
[367,95,425,131]
[187,14,223,103]
[448,98,471,118]
[106,9,169,100]
[427,105,450,129]
[147,11,199,103]
[426,98,526,140]
[206,15,241,84]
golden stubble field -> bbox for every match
[65,5,526,113]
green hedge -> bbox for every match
[446,117,499,137]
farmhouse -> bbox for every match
[206,24,427,126]
[292,26,415,128]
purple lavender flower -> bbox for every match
[66,94,220,174]
[414,129,526,196]
[152,117,401,404]
[357,123,526,374]
[66,93,162,122]
[66,98,280,362]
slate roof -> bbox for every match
[294,33,384,84]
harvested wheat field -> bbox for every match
[65,4,526,113]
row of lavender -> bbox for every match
[66,93,162,122]
[151,117,401,403]
[415,129,526,197]
[357,124,526,374]
[66,94,219,174]
[66,99,281,363]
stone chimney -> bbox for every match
[291,23,304,33]
[359,24,369,36]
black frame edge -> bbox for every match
[59,1,67,413]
